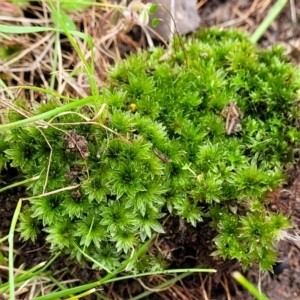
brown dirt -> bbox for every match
[1,0,300,299]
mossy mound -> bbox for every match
[2,28,300,271]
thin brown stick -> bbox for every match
[220,274,232,300]
[218,0,259,28]
[199,273,209,300]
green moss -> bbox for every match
[4,28,300,271]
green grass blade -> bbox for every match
[232,271,269,300]
[0,253,60,293]
[0,79,14,99]
[129,272,191,300]
[0,85,73,102]
[8,199,22,300]
[0,176,39,193]
[104,268,216,284]
[0,235,8,243]
[46,0,98,97]
[34,236,155,300]
[250,0,289,43]
[72,242,112,273]
[0,25,90,42]
[0,95,99,131]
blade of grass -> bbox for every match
[232,271,269,300]
[250,0,289,43]
[72,242,112,273]
[0,253,60,293]
[47,275,72,295]
[66,288,97,300]
[0,25,91,42]
[0,176,39,193]
[35,263,215,299]
[46,0,98,97]
[0,79,14,99]
[0,95,98,131]
[129,271,192,300]
[8,199,22,300]
[103,268,216,284]
[0,249,6,265]
[49,28,60,94]
[0,235,8,243]
[93,267,215,300]
[24,0,124,9]
[0,86,73,102]
[34,236,156,300]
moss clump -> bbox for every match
[3,28,300,271]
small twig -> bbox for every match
[219,0,259,28]
[289,0,297,24]
[199,273,209,300]
[20,184,82,201]
[0,16,48,24]
[169,0,175,44]
[197,0,208,9]
[1,33,53,70]
[220,274,231,300]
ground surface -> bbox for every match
[1,0,300,299]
